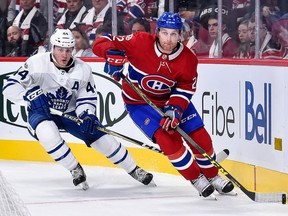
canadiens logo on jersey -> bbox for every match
[47,87,72,111]
[141,75,175,95]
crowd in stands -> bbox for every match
[0,0,287,59]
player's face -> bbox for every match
[53,46,74,67]
[157,28,180,54]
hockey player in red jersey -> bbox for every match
[93,11,234,198]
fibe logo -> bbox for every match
[245,81,271,144]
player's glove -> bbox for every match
[24,86,51,118]
[104,50,126,81]
[79,110,102,135]
[160,105,183,135]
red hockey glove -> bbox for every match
[104,50,126,81]
[160,105,183,135]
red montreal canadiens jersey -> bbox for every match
[93,32,198,111]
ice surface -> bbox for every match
[0,160,287,216]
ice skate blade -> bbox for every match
[199,193,217,200]
[78,181,89,190]
[147,180,157,187]
[208,193,217,200]
[218,189,238,196]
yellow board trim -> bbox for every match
[1,140,287,194]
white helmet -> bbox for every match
[50,28,75,48]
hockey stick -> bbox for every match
[120,73,287,203]
[49,108,229,163]
[49,108,163,153]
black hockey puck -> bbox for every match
[282,193,286,204]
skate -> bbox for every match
[70,163,89,190]
[191,173,215,198]
[208,174,236,195]
[129,166,154,186]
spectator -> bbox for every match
[129,17,151,34]
[5,25,22,57]
[53,0,68,25]
[231,0,254,23]
[190,24,211,57]
[116,0,135,14]
[11,0,48,56]
[80,0,109,44]
[248,16,287,59]
[117,0,159,34]
[118,0,159,20]
[0,3,8,56]
[81,0,125,44]
[92,24,111,56]
[95,24,111,39]
[181,21,195,49]
[206,15,238,58]
[271,17,288,52]
[71,26,96,57]
[198,4,237,58]
[234,19,250,58]
[83,0,93,10]
[177,0,198,24]
[31,34,49,55]
[7,0,16,23]
[56,0,88,29]
[262,0,282,31]
[7,0,42,24]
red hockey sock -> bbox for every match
[187,127,218,178]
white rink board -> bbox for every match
[194,63,288,173]
[0,60,287,174]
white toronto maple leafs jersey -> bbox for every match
[3,52,97,116]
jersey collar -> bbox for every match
[154,41,184,61]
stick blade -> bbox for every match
[216,149,229,163]
[255,192,287,203]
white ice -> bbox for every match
[0,160,287,216]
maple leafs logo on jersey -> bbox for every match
[47,87,72,112]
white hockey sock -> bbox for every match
[35,120,78,170]
[91,134,136,173]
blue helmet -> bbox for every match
[157,12,183,30]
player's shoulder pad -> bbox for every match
[182,45,198,62]
[73,58,92,78]
[25,52,51,71]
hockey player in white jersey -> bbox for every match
[2,28,153,190]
